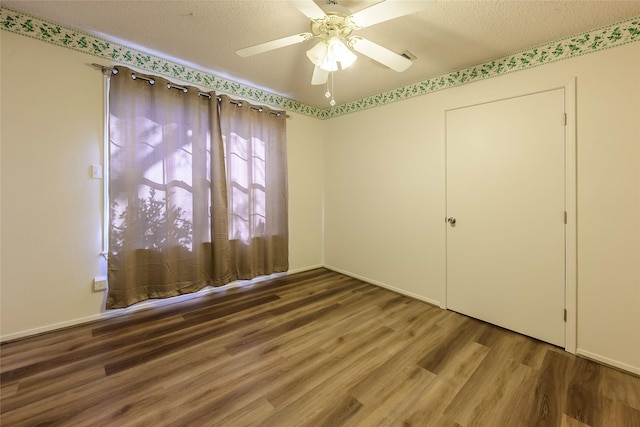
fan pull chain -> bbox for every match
[329,72,336,107]
[324,72,336,106]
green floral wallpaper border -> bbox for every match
[2,6,639,119]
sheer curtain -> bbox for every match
[107,67,287,309]
[219,95,289,279]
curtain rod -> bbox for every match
[226,99,288,118]
[92,63,290,118]
[91,63,118,75]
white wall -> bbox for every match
[287,111,324,271]
[324,98,445,306]
[1,31,106,339]
[323,42,640,373]
[0,31,325,339]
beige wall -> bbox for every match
[324,42,640,373]
[0,31,325,339]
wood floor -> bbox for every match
[1,269,639,427]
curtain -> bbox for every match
[107,67,228,309]
[219,95,289,279]
[107,67,287,309]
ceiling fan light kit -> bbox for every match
[236,0,432,105]
[306,37,357,72]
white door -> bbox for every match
[446,89,566,347]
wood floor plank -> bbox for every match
[139,296,391,424]
[264,325,396,409]
[602,399,640,427]
[560,414,592,427]
[262,305,446,422]
[305,394,364,427]
[399,341,491,425]
[216,397,275,427]
[2,268,638,426]
[442,333,532,426]
[345,364,436,427]
[259,346,393,427]
[6,365,106,413]
[600,364,640,411]
[528,349,573,427]
[493,362,540,427]
[417,316,484,374]
[348,317,448,404]
[564,357,603,426]
[0,327,96,371]
[53,343,239,426]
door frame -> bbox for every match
[440,79,577,353]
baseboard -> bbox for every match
[288,264,324,275]
[0,311,124,343]
[577,348,640,376]
[0,265,324,343]
[323,264,442,308]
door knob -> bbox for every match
[447,217,456,226]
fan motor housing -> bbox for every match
[310,13,354,40]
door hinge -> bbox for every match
[564,113,567,126]
[564,309,567,322]
[564,211,568,224]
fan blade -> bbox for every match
[236,33,312,57]
[289,0,327,20]
[349,0,434,29]
[311,66,329,85]
[351,37,412,72]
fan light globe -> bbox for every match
[328,37,357,69]
[306,42,328,66]
[306,37,357,72]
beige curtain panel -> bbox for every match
[218,95,289,280]
[107,67,288,309]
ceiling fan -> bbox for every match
[236,0,433,89]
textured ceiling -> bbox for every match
[3,0,640,107]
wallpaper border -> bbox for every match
[2,6,639,119]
